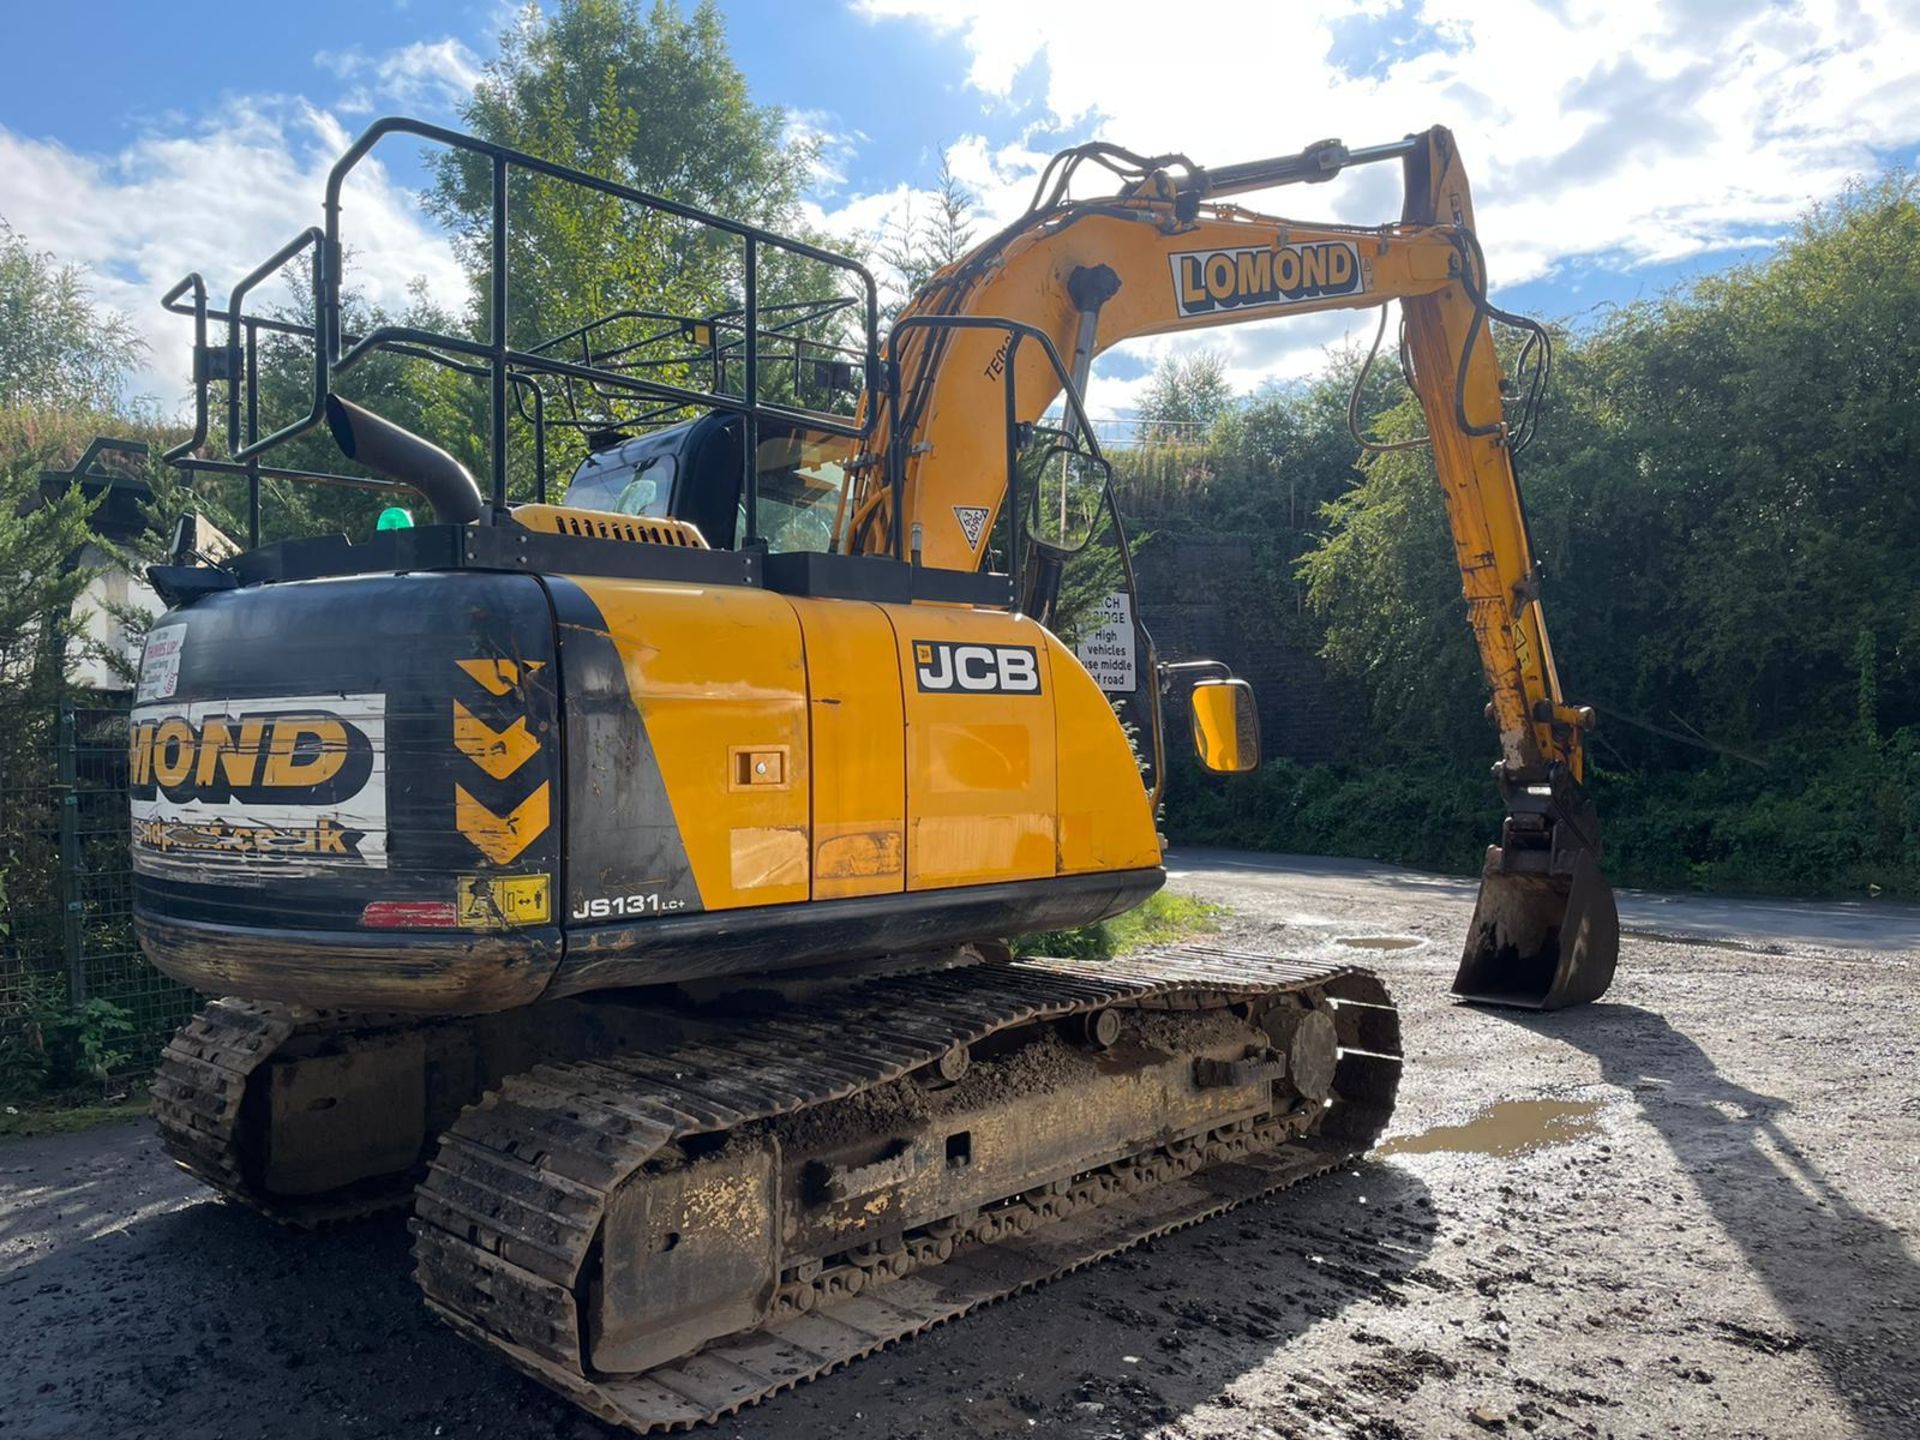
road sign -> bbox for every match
[1075,591,1137,693]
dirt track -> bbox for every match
[3,850,1916,1440]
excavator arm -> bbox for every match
[852,127,1617,1008]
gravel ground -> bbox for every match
[3,849,1916,1440]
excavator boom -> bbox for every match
[851,126,1618,1009]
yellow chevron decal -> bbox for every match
[452,700,541,780]
[456,658,545,697]
[455,781,550,864]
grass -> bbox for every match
[1012,888,1225,960]
[0,1084,150,1139]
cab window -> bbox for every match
[755,432,852,554]
[611,454,674,517]
[564,434,679,517]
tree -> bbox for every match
[1104,173,1920,895]
[431,0,819,350]
[877,154,977,317]
[1304,173,1920,758]
[0,221,145,412]
[0,223,152,710]
[0,411,107,702]
[424,0,847,489]
[1137,348,1233,440]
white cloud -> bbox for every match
[315,38,484,111]
[784,108,874,199]
[0,97,466,412]
[830,0,1920,413]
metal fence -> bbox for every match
[0,694,197,1082]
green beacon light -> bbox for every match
[376,505,414,531]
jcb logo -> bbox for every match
[130,709,374,805]
[1170,240,1362,318]
[914,642,1041,694]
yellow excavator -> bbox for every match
[138,118,1614,1431]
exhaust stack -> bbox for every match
[326,395,484,525]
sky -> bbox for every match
[2,0,1917,418]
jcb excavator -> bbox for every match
[139,118,1614,1431]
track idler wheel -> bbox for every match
[1453,845,1618,1010]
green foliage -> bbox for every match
[1137,348,1234,439]
[0,227,218,578]
[876,154,976,318]
[1164,751,1492,876]
[152,1,837,537]
[0,410,105,708]
[0,1089,150,1138]
[1297,397,1483,756]
[1304,173,1920,761]
[433,0,821,341]
[393,0,853,497]
[1165,731,1920,899]
[0,241,192,1096]
[1145,171,1920,897]
[0,978,136,1098]
[1856,627,1881,749]
[0,222,146,411]
[1013,889,1223,961]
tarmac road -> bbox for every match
[1166,847,1920,954]
[3,850,1916,1440]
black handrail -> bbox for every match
[161,114,882,540]
[226,229,326,462]
[882,313,1112,587]
[320,117,882,517]
[158,274,209,465]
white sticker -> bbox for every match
[136,624,188,703]
[129,693,389,876]
[953,506,990,549]
[1074,591,1137,693]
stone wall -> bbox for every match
[1130,533,1347,764]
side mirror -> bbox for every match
[1190,678,1260,774]
[168,513,197,566]
[169,511,241,566]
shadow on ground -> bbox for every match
[1514,1003,1920,1440]
[1,1135,1436,1440]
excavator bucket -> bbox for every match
[1452,846,1619,1009]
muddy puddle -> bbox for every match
[1378,1099,1603,1158]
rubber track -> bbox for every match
[411,945,1401,1431]
[149,999,414,1226]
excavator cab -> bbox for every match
[560,415,857,555]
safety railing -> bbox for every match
[162,115,881,544]
[881,314,1111,582]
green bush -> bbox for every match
[0,978,137,1098]
[1163,729,1920,899]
